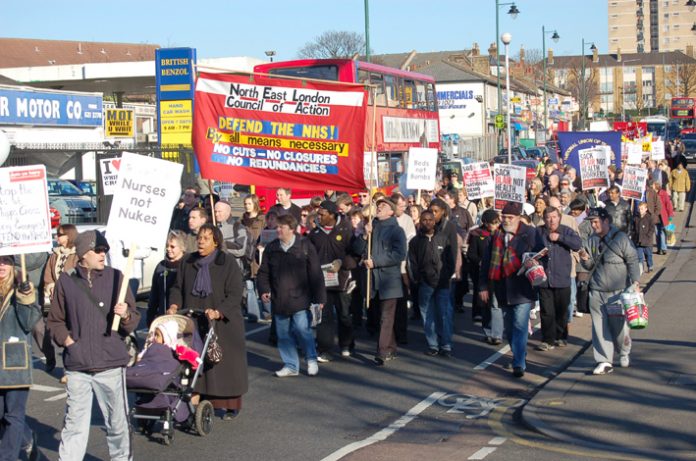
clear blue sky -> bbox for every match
[3,0,608,60]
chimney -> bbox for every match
[687,45,695,58]
[547,48,554,65]
[488,42,497,57]
[592,47,599,63]
[471,42,480,57]
[519,45,525,64]
[617,47,622,62]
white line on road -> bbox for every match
[32,384,64,393]
[468,447,497,460]
[44,392,67,402]
[245,324,270,337]
[320,391,447,461]
[473,345,511,371]
[488,436,507,446]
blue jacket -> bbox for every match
[353,216,406,300]
[0,288,42,389]
[479,222,544,306]
[537,224,582,288]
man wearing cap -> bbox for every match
[353,198,406,365]
[579,208,640,375]
[48,230,140,461]
[479,202,544,378]
[309,200,356,360]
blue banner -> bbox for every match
[156,48,196,101]
[0,89,103,127]
[557,131,622,173]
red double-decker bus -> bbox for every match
[670,97,696,134]
[251,58,441,207]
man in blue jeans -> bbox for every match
[257,215,326,377]
[479,202,543,378]
[408,210,457,357]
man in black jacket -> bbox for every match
[604,186,633,235]
[257,215,325,377]
[48,230,140,461]
[408,210,456,356]
[535,207,582,351]
[309,200,355,361]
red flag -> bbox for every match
[193,72,367,190]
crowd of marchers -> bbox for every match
[0,148,690,460]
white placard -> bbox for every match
[462,162,495,200]
[493,163,527,210]
[626,142,643,165]
[106,153,183,249]
[363,152,379,190]
[579,147,610,190]
[0,165,52,256]
[651,140,665,161]
[321,263,339,288]
[99,156,123,196]
[406,147,438,190]
[621,166,648,201]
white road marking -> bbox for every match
[32,384,63,393]
[488,436,507,445]
[44,392,67,402]
[468,447,497,459]
[474,321,540,370]
[320,392,447,461]
[245,324,270,337]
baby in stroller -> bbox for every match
[127,315,209,445]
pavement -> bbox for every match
[522,189,696,461]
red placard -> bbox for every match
[193,72,368,190]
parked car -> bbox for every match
[498,146,529,159]
[682,139,696,162]
[76,224,161,296]
[68,180,97,197]
[47,178,97,224]
[525,147,545,160]
[492,153,524,164]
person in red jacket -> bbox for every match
[654,181,674,255]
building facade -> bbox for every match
[609,0,696,53]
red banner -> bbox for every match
[193,72,368,190]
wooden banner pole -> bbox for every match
[366,87,378,310]
[111,242,136,331]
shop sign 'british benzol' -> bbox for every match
[193,72,368,191]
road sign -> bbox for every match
[495,114,505,129]
[511,97,521,103]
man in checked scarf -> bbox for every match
[479,202,544,378]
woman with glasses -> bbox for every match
[41,224,78,373]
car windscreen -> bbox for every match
[268,65,339,81]
[48,180,84,196]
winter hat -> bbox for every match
[156,320,180,349]
[74,230,110,259]
[501,202,523,216]
[319,200,339,216]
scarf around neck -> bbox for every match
[488,228,522,281]
[192,250,217,298]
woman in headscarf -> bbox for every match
[167,224,248,420]
[0,255,42,460]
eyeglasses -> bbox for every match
[93,246,109,254]
[56,233,65,237]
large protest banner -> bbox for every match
[493,163,526,210]
[621,166,648,200]
[193,72,368,191]
[462,161,495,200]
[0,165,52,256]
[106,153,183,249]
[579,147,610,190]
[405,147,438,190]
[558,131,622,177]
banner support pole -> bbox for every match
[366,87,378,310]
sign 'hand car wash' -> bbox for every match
[0,87,103,127]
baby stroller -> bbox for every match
[127,314,216,445]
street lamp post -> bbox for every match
[496,1,520,149]
[264,50,276,62]
[364,0,371,62]
[502,32,513,164]
[542,26,559,144]
[580,39,597,130]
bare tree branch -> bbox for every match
[297,31,367,59]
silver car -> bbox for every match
[47,178,97,224]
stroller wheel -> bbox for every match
[195,400,214,437]
[139,420,154,436]
[162,433,172,446]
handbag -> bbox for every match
[205,320,223,364]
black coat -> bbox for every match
[256,236,326,315]
[450,205,474,238]
[147,259,181,326]
[308,216,355,291]
[168,250,248,398]
[605,199,633,235]
[536,224,582,288]
[408,228,455,289]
